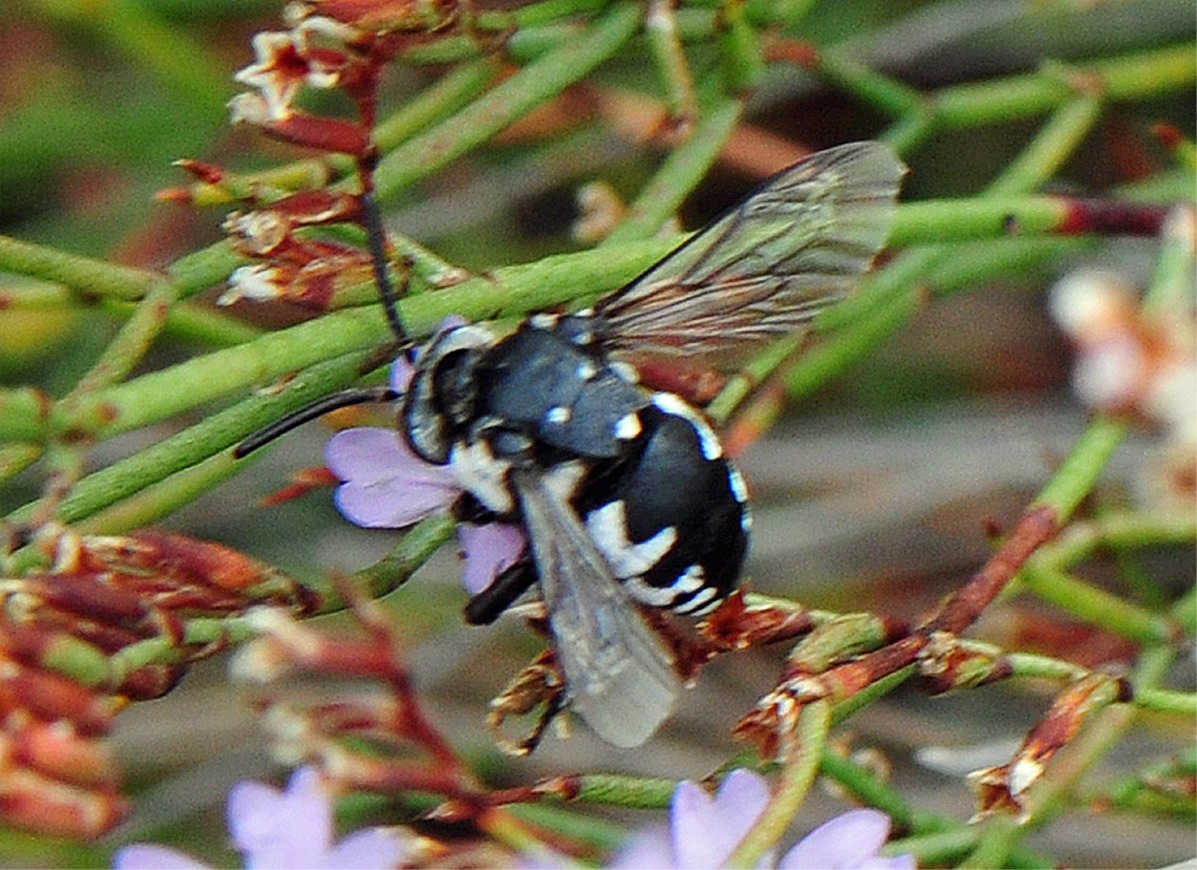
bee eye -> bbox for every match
[431,348,482,421]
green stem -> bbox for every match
[574,773,679,809]
[102,0,233,117]
[4,351,376,536]
[646,0,698,124]
[814,48,925,119]
[603,94,744,245]
[725,701,830,867]
[987,94,1102,196]
[57,308,393,441]
[1031,416,1128,520]
[0,234,156,301]
[1019,563,1177,645]
[1132,687,1197,716]
[372,3,643,201]
[67,277,178,397]
[933,44,1194,129]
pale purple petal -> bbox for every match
[326,427,460,528]
[780,809,914,870]
[459,522,526,593]
[673,769,770,869]
[116,767,405,870]
[609,771,772,870]
[607,826,675,869]
[114,844,211,869]
[322,827,407,869]
[230,767,332,868]
[389,356,416,393]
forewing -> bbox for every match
[511,467,680,747]
[595,141,907,359]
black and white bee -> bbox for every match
[240,141,906,747]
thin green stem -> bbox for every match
[646,0,698,124]
[4,351,376,536]
[725,701,830,867]
[56,308,393,441]
[372,3,643,201]
[933,44,1194,129]
[603,94,744,245]
[1019,563,1177,645]
[67,278,178,397]
[959,813,1020,869]
[341,514,459,608]
[987,94,1102,196]
[0,234,156,301]
[101,0,233,117]
[575,773,678,809]
[1132,687,1197,716]
[1031,416,1129,521]
[814,48,925,119]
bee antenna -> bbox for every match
[233,386,399,458]
[360,190,409,344]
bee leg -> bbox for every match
[464,559,537,625]
[488,648,568,756]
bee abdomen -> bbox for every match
[580,398,749,614]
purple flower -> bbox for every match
[114,767,406,870]
[326,426,460,528]
[779,809,916,870]
[610,769,915,869]
[325,350,527,595]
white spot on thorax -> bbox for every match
[546,405,571,426]
[576,360,598,381]
[610,360,640,384]
[614,412,642,440]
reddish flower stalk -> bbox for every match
[969,673,1131,819]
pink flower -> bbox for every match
[325,351,527,594]
[114,767,405,869]
[611,769,915,869]
[779,809,916,870]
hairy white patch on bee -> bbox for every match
[586,500,677,579]
[545,405,572,426]
[673,585,718,614]
[614,411,642,441]
[671,563,706,594]
[610,360,640,384]
[450,440,512,514]
[623,575,682,607]
[543,460,586,502]
[728,466,749,504]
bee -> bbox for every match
[240,141,906,747]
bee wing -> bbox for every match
[595,141,907,359]
[511,467,680,747]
